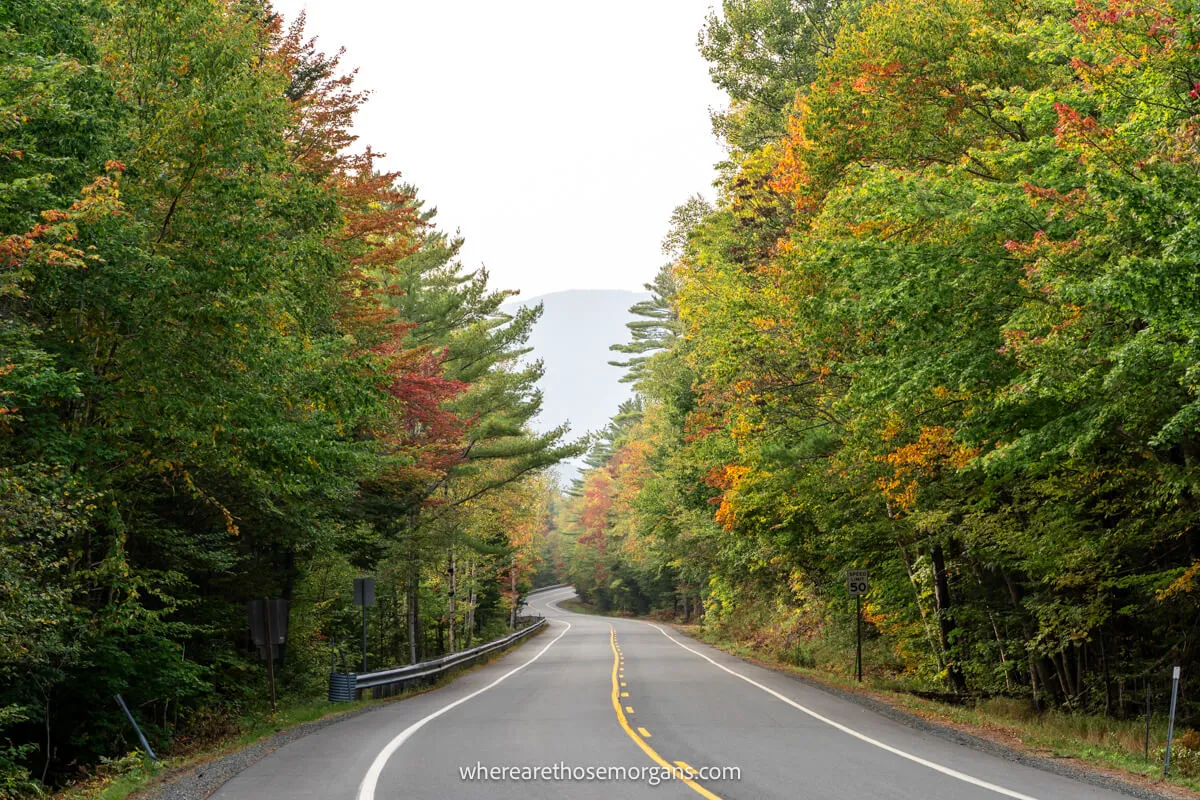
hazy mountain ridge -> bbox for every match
[503,289,652,479]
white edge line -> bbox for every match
[649,623,1040,800]
[540,586,575,615]
[357,620,572,800]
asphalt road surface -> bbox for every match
[212,587,1140,800]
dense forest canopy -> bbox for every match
[7,0,1200,794]
[0,0,581,794]
[561,0,1200,728]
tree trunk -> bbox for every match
[1063,649,1078,699]
[930,543,967,693]
[1029,659,1042,713]
[391,579,401,664]
[406,572,419,664]
[900,544,945,671]
[509,556,517,630]
[406,514,421,664]
[1001,569,1058,705]
[988,611,1012,690]
[41,691,51,784]
[1100,631,1113,716]
[447,549,457,653]
[465,558,476,648]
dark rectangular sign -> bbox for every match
[354,577,376,607]
[246,598,288,647]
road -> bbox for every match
[213,587,1138,800]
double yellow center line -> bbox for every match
[608,625,723,800]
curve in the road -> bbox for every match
[211,586,1141,800]
[508,588,1050,799]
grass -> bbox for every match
[556,598,614,616]
[51,697,378,800]
[85,765,164,800]
[225,697,376,750]
[51,628,548,800]
[689,628,1200,798]
[556,598,673,622]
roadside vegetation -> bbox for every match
[52,698,371,800]
[49,627,548,800]
[693,627,1200,794]
[0,1,580,795]
[557,0,1200,790]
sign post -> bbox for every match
[1145,682,1152,761]
[246,599,289,712]
[354,577,376,673]
[847,569,869,683]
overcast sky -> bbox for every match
[269,0,727,300]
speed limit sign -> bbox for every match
[848,569,870,682]
[847,569,869,596]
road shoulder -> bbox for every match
[669,624,1197,800]
[118,626,551,800]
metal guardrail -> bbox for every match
[327,584,570,701]
[526,583,568,596]
[329,616,550,701]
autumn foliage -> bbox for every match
[562,0,1200,732]
[0,1,577,793]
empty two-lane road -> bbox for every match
[213,588,1137,800]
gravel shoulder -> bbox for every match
[131,701,383,800]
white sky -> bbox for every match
[269,0,728,300]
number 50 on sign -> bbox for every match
[847,569,869,596]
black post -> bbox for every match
[361,602,368,673]
[353,577,375,671]
[264,601,277,712]
[856,594,863,683]
[1145,682,1151,761]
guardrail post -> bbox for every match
[1164,666,1181,777]
[328,614,552,700]
[330,616,548,700]
[114,694,157,761]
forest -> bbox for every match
[8,0,1200,794]
[0,0,581,794]
[561,0,1200,737]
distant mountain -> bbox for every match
[503,289,652,481]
